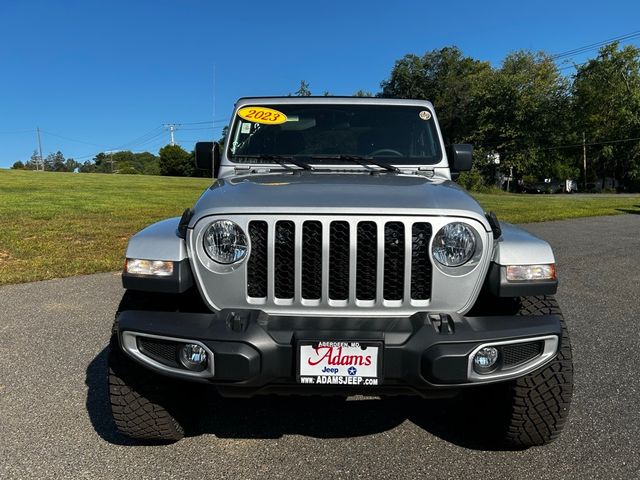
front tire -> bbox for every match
[106,289,204,442]
[503,296,574,447]
[467,294,574,447]
[108,335,185,442]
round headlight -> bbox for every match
[203,220,248,264]
[432,222,476,267]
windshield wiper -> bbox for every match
[233,154,313,171]
[310,154,400,173]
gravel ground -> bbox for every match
[0,215,639,479]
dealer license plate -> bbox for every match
[298,341,381,386]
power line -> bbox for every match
[112,126,165,150]
[40,130,107,148]
[179,119,227,125]
[558,60,588,71]
[551,30,640,60]
[551,30,640,73]
[542,135,640,151]
[131,131,167,148]
[480,134,640,153]
[72,128,167,161]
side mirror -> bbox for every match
[195,142,221,177]
[450,144,473,172]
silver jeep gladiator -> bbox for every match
[110,97,573,446]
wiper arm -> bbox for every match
[310,154,400,173]
[234,154,314,171]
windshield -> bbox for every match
[227,103,442,165]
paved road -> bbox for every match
[1,215,639,479]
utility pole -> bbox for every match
[212,64,217,181]
[164,124,180,146]
[37,127,44,171]
[582,131,587,191]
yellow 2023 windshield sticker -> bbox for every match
[238,106,287,125]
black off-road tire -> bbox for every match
[106,289,207,442]
[108,337,185,442]
[503,295,574,447]
[466,294,574,448]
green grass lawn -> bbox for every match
[474,192,640,223]
[1,168,639,285]
[0,170,210,285]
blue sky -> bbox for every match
[1,0,639,168]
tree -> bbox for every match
[45,151,66,172]
[79,150,159,175]
[65,158,80,172]
[135,152,160,175]
[92,152,112,173]
[377,43,640,190]
[158,144,193,176]
[24,150,41,170]
[11,161,25,170]
[295,80,312,96]
[353,90,373,97]
[117,162,141,174]
[380,47,492,144]
[474,51,572,181]
[79,160,96,173]
[573,42,640,187]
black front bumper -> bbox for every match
[117,309,562,397]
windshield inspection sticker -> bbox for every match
[419,110,432,120]
[238,106,288,125]
[240,122,252,134]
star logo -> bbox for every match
[348,366,357,376]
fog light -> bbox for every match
[179,344,208,372]
[473,347,499,373]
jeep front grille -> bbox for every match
[247,221,268,297]
[301,220,322,299]
[246,218,432,306]
[328,221,350,300]
[274,220,295,298]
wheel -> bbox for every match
[467,295,574,448]
[108,335,185,442]
[107,289,207,442]
[503,296,574,447]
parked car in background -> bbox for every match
[523,178,577,194]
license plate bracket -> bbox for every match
[297,340,383,386]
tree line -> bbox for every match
[12,41,640,190]
[298,43,640,191]
[379,42,640,191]
[11,144,209,177]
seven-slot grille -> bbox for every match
[246,219,432,305]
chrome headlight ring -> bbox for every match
[431,222,483,276]
[202,220,248,264]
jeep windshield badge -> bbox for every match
[111,97,573,447]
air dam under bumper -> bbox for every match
[117,309,562,397]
